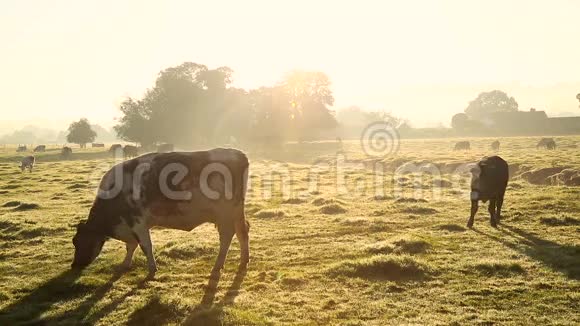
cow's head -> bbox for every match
[470,164,481,188]
[71,222,105,270]
[469,163,483,200]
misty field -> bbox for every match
[0,137,579,325]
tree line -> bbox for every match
[112,62,337,148]
[63,72,580,147]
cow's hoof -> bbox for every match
[490,222,498,228]
[466,221,474,228]
[146,267,157,280]
[115,264,132,273]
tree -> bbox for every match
[280,70,337,140]
[115,62,241,147]
[451,113,469,130]
[465,90,518,119]
[114,63,340,147]
[113,98,154,145]
[67,118,96,148]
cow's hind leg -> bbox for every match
[235,216,250,269]
[211,224,235,279]
[488,198,497,228]
[121,241,138,270]
[467,200,479,228]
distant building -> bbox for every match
[483,108,580,135]
[546,116,580,134]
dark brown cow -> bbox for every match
[33,145,46,152]
[454,141,470,150]
[71,148,250,280]
[467,156,508,228]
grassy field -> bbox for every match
[0,137,579,325]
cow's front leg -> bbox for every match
[120,241,138,270]
[467,200,478,228]
[495,191,505,225]
[211,225,235,280]
[488,198,497,228]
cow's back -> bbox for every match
[92,149,249,232]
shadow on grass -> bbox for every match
[183,266,248,325]
[126,295,180,326]
[0,269,130,324]
[473,224,580,280]
[0,269,82,324]
[0,265,248,325]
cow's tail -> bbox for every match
[234,151,250,205]
[233,151,250,265]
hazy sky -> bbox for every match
[1,0,579,130]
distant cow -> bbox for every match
[16,145,27,152]
[20,156,35,172]
[537,138,556,150]
[467,156,508,228]
[71,148,250,280]
[157,143,174,153]
[92,143,105,148]
[33,145,46,152]
[454,141,471,150]
[123,145,138,159]
[61,146,72,159]
[109,144,123,157]
[490,140,500,151]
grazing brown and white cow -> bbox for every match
[123,145,138,159]
[20,156,35,172]
[33,145,46,152]
[537,138,556,150]
[467,155,508,228]
[454,141,471,150]
[71,148,250,279]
